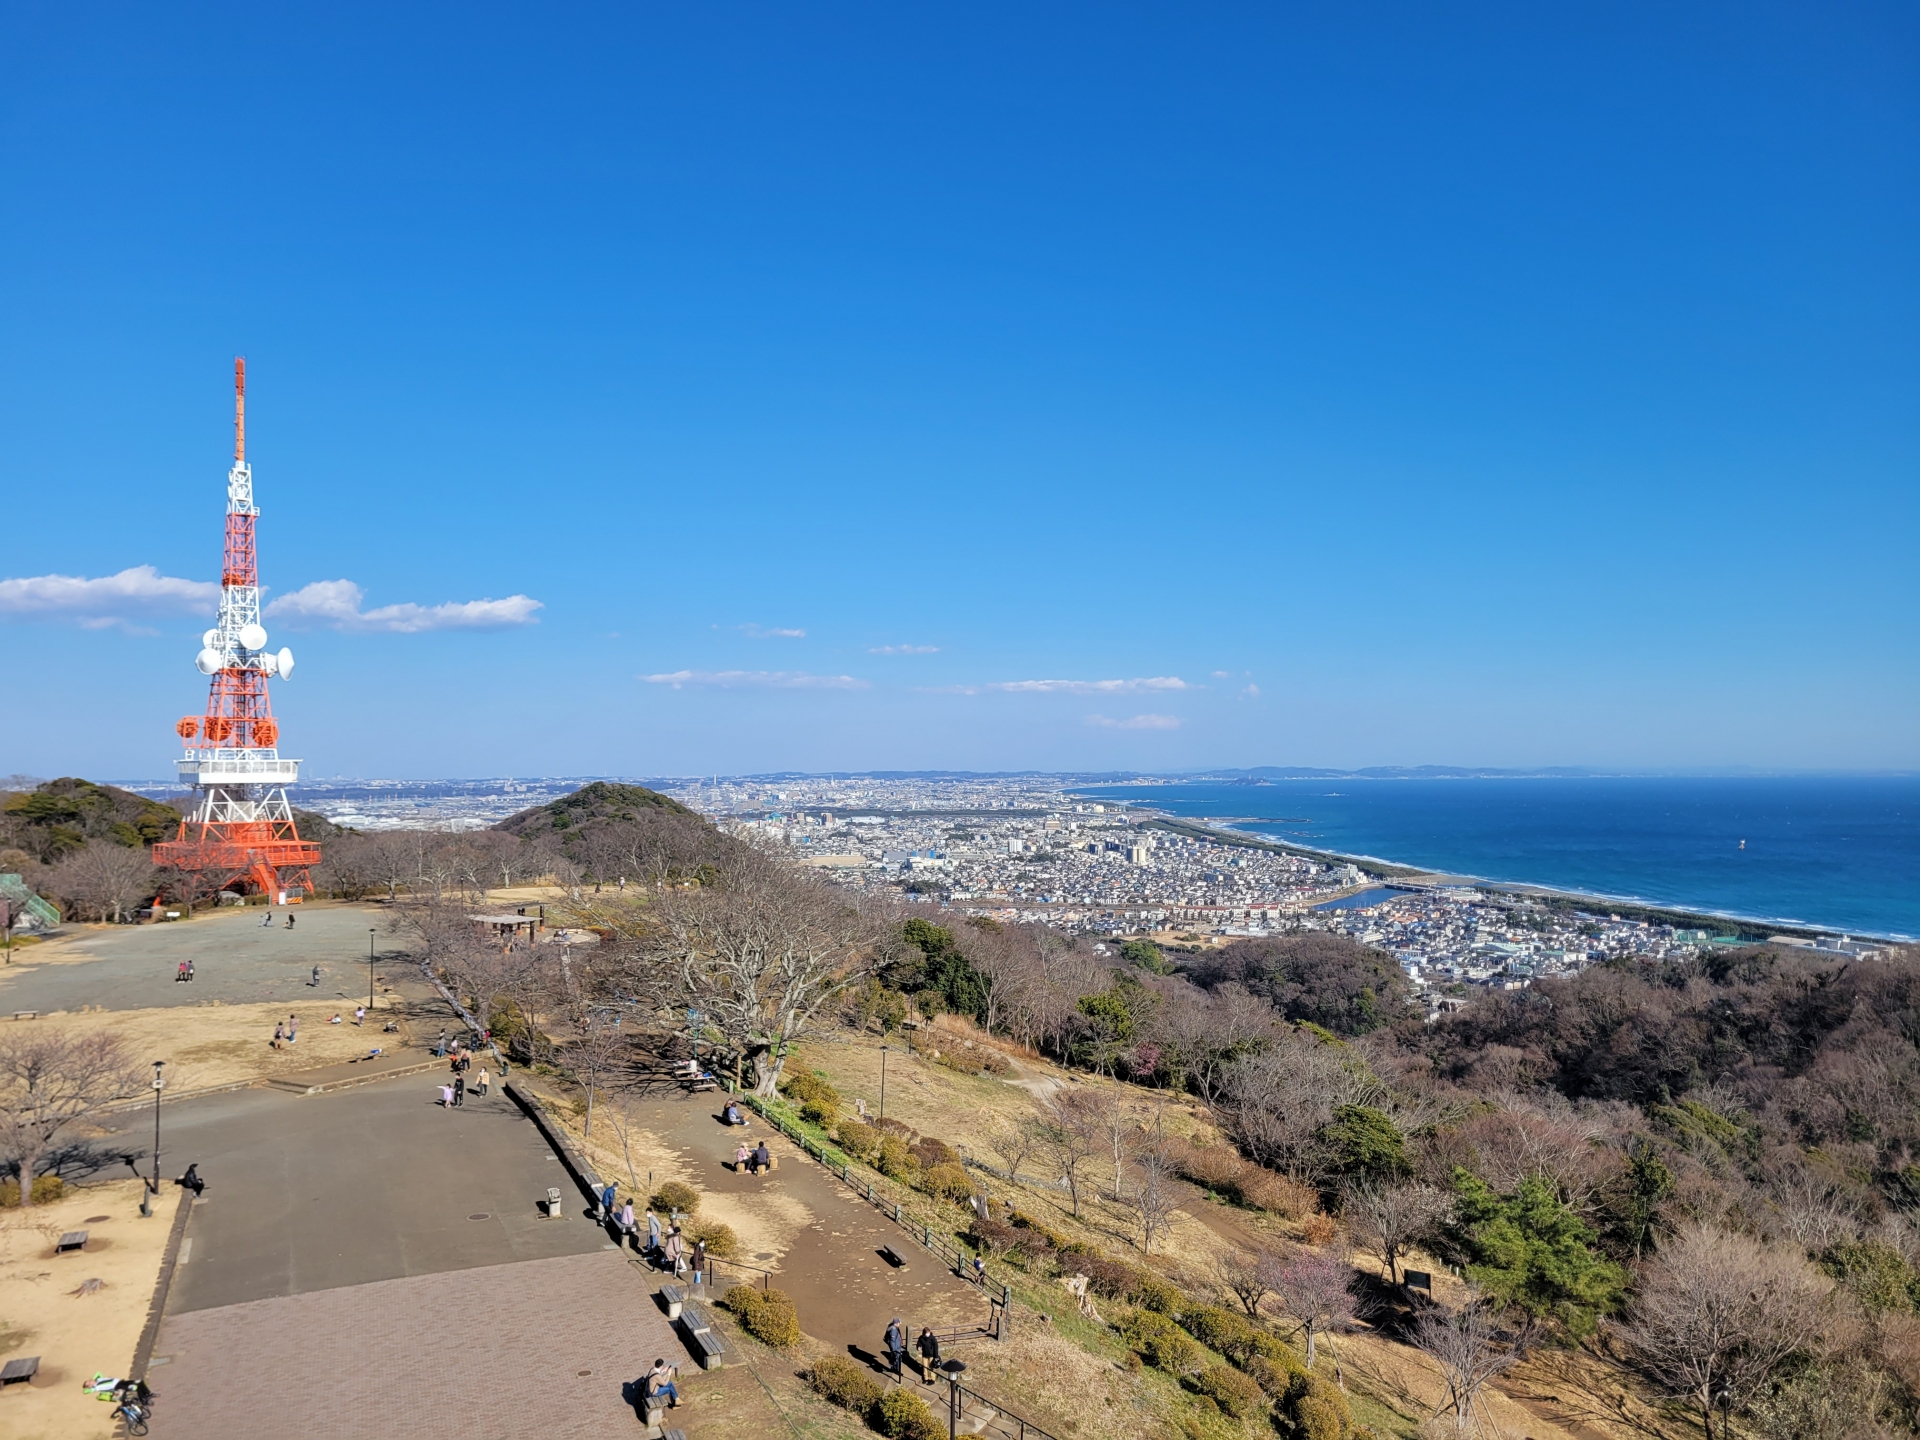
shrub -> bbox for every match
[967,1218,1021,1256]
[1300,1212,1337,1245]
[1181,1305,1258,1362]
[686,1218,739,1258]
[809,1355,885,1412]
[873,1386,941,1440]
[1008,1210,1072,1250]
[836,1120,883,1163]
[651,1180,700,1216]
[1188,1364,1267,1419]
[1081,1255,1142,1299]
[919,1162,974,1203]
[1237,1168,1316,1219]
[1120,1308,1200,1373]
[876,1135,921,1181]
[721,1284,802,1348]
[1246,1350,1308,1398]
[1134,1270,1184,1314]
[0,1174,64,1206]
[780,1070,841,1110]
[911,1136,960,1168]
[872,1116,916,1139]
[975,1050,1011,1077]
[800,1099,838,1127]
[1276,1372,1352,1440]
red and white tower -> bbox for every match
[154,359,321,899]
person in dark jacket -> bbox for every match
[916,1326,941,1381]
[884,1317,905,1380]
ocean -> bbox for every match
[1069,776,1920,940]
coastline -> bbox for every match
[1129,808,1903,944]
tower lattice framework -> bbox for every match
[153,358,321,898]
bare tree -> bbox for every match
[1345,1178,1451,1285]
[1413,1290,1517,1437]
[1617,1221,1838,1440]
[0,1032,137,1207]
[635,847,875,1094]
[1217,1245,1289,1318]
[983,1116,1044,1185]
[565,1013,630,1140]
[1036,1089,1102,1218]
[1129,1140,1182,1253]
[1098,1087,1138,1201]
[51,842,155,923]
[1273,1246,1356,1370]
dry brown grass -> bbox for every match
[21,997,409,1095]
[0,1178,175,1440]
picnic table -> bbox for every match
[55,1230,88,1255]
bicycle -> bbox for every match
[111,1379,154,1435]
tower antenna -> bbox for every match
[155,358,320,902]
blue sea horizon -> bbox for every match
[1070,776,1920,941]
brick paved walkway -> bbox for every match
[147,1250,684,1440]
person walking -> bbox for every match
[618,1197,636,1244]
[354,1005,366,1026]
[916,1326,941,1382]
[601,1181,617,1219]
[646,1207,662,1256]
[271,1022,285,1050]
[884,1318,906,1382]
[691,1238,708,1290]
[176,961,188,983]
[185,960,195,982]
[286,1014,297,1045]
[436,1029,448,1058]
[475,1066,490,1096]
[439,1082,454,1108]
[260,910,274,928]
[663,1226,684,1277]
[285,912,295,929]
[310,964,321,986]
[452,1073,465,1107]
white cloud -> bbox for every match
[1212,670,1233,679]
[0,565,219,623]
[266,580,542,633]
[987,676,1190,694]
[1086,714,1182,730]
[1241,683,1261,698]
[740,624,806,639]
[641,670,869,690]
[869,644,939,655]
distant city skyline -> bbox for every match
[2,5,1914,778]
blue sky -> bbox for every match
[2,3,1915,780]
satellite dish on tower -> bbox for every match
[202,629,220,649]
[239,622,268,651]
[195,648,222,675]
[277,647,295,679]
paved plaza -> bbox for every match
[0,902,414,1014]
[147,1251,679,1440]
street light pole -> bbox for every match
[142,1060,165,1217]
[879,1044,889,1122]
[368,928,376,1016]
[940,1359,966,1440]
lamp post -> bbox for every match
[940,1359,967,1440]
[368,928,376,1017]
[141,1061,165,1217]
[879,1044,889,1122]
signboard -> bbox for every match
[1403,1270,1432,1292]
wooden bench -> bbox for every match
[658,1284,685,1319]
[676,1303,728,1369]
[879,1244,905,1268]
[55,1230,87,1255]
[0,1356,38,1386]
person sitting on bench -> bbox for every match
[723,1100,745,1125]
[751,1141,771,1174]
[644,1357,680,1409]
[178,1163,205,1196]
[734,1141,752,1171]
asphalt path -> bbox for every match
[99,1078,608,1312]
[0,903,412,1014]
